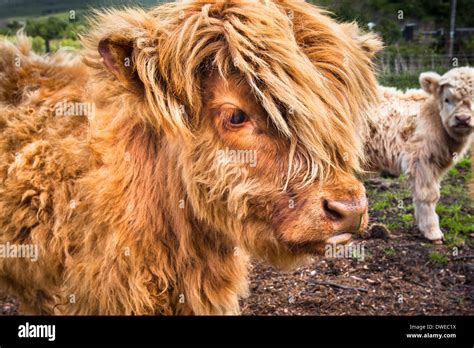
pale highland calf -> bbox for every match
[0,0,381,315]
[365,67,474,242]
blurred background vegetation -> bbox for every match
[0,0,473,89]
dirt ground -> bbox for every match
[241,158,473,315]
[1,158,472,316]
[241,237,472,315]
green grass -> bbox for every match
[378,74,420,90]
[4,11,77,24]
[448,167,459,177]
[465,171,473,182]
[0,35,81,54]
[367,157,472,244]
[372,201,390,210]
[457,156,472,182]
[386,221,402,231]
[381,190,398,201]
[401,213,414,223]
[429,251,449,265]
[0,0,163,21]
[378,68,451,90]
[383,247,396,256]
[436,203,473,246]
[457,157,471,170]
[440,185,454,196]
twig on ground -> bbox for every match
[350,275,377,284]
[403,278,427,288]
[452,255,474,260]
[312,281,368,293]
[395,243,420,248]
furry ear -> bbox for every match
[98,38,143,93]
[420,72,441,94]
[341,23,383,60]
[356,32,383,59]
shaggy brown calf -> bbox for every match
[365,67,474,242]
[0,0,381,314]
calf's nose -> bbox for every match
[455,114,471,124]
[322,197,367,234]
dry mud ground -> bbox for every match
[241,157,473,315]
[1,158,473,315]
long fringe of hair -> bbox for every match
[81,0,381,189]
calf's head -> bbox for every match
[87,0,381,267]
[420,67,474,140]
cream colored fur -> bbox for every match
[365,67,474,241]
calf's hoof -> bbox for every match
[422,228,444,244]
[431,239,443,245]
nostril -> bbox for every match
[455,114,470,123]
[322,199,344,221]
[323,197,368,233]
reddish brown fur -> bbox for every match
[0,1,380,314]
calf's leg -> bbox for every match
[414,198,443,242]
[409,160,444,242]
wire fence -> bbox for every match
[376,53,474,76]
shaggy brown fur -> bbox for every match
[365,67,474,242]
[0,0,381,314]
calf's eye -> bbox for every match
[444,98,450,104]
[229,109,248,125]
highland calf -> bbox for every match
[0,0,381,314]
[365,67,474,242]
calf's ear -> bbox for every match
[341,23,383,60]
[98,38,143,93]
[419,72,441,94]
[357,33,383,59]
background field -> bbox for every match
[2,0,474,88]
[0,0,161,20]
